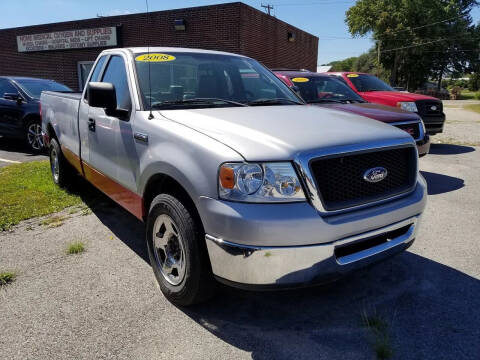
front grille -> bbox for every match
[416,100,443,115]
[393,122,421,140]
[310,147,417,211]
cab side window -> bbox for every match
[84,56,107,101]
[90,56,107,83]
[0,79,18,98]
[101,55,131,111]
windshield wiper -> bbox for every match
[308,99,347,104]
[247,98,303,106]
[152,98,248,108]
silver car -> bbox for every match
[41,47,427,305]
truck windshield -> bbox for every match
[134,52,302,109]
[290,76,365,103]
[14,79,72,99]
[348,74,395,92]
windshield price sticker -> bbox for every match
[291,77,310,83]
[347,74,359,78]
[135,53,176,62]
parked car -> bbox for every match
[41,47,427,305]
[327,72,446,135]
[0,76,72,151]
[273,70,430,157]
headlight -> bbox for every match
[219,162,305,202]
[420,120,426,134]
[397,101,418,112]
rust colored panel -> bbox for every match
[82,161,145,221]
[61,145,83,175]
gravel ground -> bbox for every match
[436,100,480,146]
[0,122,479,359]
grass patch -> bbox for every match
[0,271,16,286]
[41,215,69,228]
[460,90,480,100]
[66,241,85,255]
[0,161,82,231]
[465,104,480,114]
[362,309,394,360]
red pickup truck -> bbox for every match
[327,72,445,135]
[273,70,430,156]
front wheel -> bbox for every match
[25,120,44,153]
[146,194,215,306]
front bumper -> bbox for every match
[420,113,445,135]
[416,134,430,157]
[199,176,427,287]
[206,216,419,287]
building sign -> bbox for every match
[17,26,117,52]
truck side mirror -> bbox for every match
[4,92,22,105]
[88,82,117,112]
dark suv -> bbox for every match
[0,77,71,152]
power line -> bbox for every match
[381,14,467,36]
[380,36,480,53]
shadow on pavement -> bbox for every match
[183,253,480,360]
[65,175,479,359]
[421,171,464,195]
[65,175,148,262]
[429,143,475,155]
[0,136,46,156]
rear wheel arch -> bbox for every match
[46,122,58,141]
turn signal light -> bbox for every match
[219,165,235,189]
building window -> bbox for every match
[77,61,95,91]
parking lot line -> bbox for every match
[0,158,21,164]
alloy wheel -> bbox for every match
[153,214,186,285]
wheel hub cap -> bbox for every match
[153,215,186,285]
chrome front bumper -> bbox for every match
[205,216,420,287]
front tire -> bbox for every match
[25,119,44,153]
[49,138,74,187]
[146,194,215,306]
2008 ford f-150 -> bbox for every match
[41,47,427,305]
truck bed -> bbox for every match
[41,91,82,162]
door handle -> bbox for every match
[88,118,95,132]
[134,132,148,143]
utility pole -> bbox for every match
[261,3,274,16]
[377,40,381,77]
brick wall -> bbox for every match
[0,2,318,90]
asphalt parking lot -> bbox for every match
[0,136,47,167]
[0,104,479,359]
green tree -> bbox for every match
[346,0,479,91]
[329,56,358,71]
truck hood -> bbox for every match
[360,90,440,102]
[159,105,412,161]
[315,103,420,123]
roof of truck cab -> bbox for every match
[123,47,249,58]
[0,76,61,82]
[273,70,329,78]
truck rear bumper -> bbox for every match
[206,216,419,287]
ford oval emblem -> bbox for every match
[431,105,437,111]
[363,167,388,183]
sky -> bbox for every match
[1,0,479,65]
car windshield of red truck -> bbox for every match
[348,74,395,92]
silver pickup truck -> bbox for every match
[41,47,427,305]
